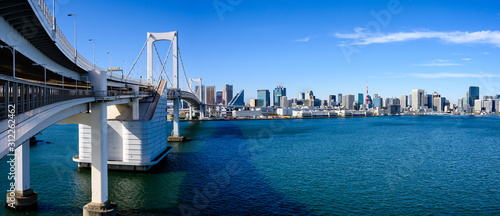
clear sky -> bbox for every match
[49,0,500,104]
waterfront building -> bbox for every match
[373,97,382,108]
[250,99,258,107]
[412,89,425,111]
[306,90,314,99]
[329,95,336,106]
[474,99,482,113]
[228,90,244,106]
[342,94,355,110]
[257,89,270,107]
[427,94,433,109]
[358,93,364,110]
[223,84,233,105]
[496,100,500,113]
[458,98,463,109]
[298,92,306,100]
[273,86,286,107]
[483,100,493,113]
[374,93,379,98]
[408,94,412,107]
[206,86,216,105]
[400,95,407,110]
[195,85,206,105]
[280,96,290,108]
[483,96,493,101]
[469,86,479,107]
[216,91,223,105]
[338,93,343,104]
[367,95,373,108]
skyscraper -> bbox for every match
[216,91,223,105]
[329,95,336,106]
[298,92,305,100]
[338,93,343,104]
[358,93,364,110]
[412,89,425,111]
[468,86,479,107]
[228,90,244,106]
[206,86,216,105]
[273,86,286,107]
[257,90,270,107]
[342,94,355,110]
[223,84,233,105]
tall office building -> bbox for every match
[338,93,343,104]
[250,99,258,107]
[257,90,270,107]
[342,94,355,110]
[298,92,306,100]
[280,96,290,108]
[206,86,216,105]
[468,86,479,107]
[358,93,364,110]
[222,84,233,105]
[412,89,425,111]
[216,91,223,105]
[306,90,314,99]
[373,98,382,108]
[427,94,433,109]
[329,95,336,106]
[273,86,286,107]
[400,95,408,109]
[228,90,244,106]
[195,85,206,104]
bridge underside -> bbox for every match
[0,0,87,74]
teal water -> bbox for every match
[1,115,500,215]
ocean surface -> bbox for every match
[1,115,500,215]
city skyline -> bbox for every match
[50,0,500,103]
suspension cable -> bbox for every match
[153,43,173,87]
[178,47,194,93]
[125,40,148,79]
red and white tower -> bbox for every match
[365,82,370,107]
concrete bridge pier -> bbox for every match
[5,140,37,210]
[83,70,117,216]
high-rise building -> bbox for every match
[342,94,355,110]
[195,85,206,104]
[216,91,223,105]
[206,86,216,105]
[306,90,314,99]
[273,86,286,107]
[412,89,425,111]
[228,90,244,106]
[427,94,433,109]
[329,95,336,106]
[338,93,343,104]
[373,98,382,108]
[257,90,270,107]
[358,93,364,110]
[298,92,306,100]
[400,95,408,109]
[250,99,258,107]
[474,99,482,112]
[468,86,479,107]
[222,84,233,105]
[280,96,290,108]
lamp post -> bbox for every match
[32,63,47,85]
[107,52,112,68]
[89,39,95,70]
[68,14,77,63]
[0,45,16,78]
[122,60,126,79]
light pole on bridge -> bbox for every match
[68,14,77,64]
[89,39,95,70]
[107,52,112,68]
[0,45,16,78]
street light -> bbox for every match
[68,14,77,63]
[122,60,126,79]
[32,63,47,85]
[0,45,16,78]
[107,52,112,68]
[89,39,95,70]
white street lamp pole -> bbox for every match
[89,39,95,70]
[68,14,77,63]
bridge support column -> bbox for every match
[189,106,193,120]
[83,102,117,216]
[132,98,139,120]
[200,104,205,119]
[5,140,37,210]
[172,97,180,137]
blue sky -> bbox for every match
[49,0,500,104]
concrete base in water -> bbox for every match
[83,200,117,216]
[167,136,191,142]
[4,189,37,210]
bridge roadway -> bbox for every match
[0,0,203,215]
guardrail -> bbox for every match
[0,76,94,120]
[34,0,103,72]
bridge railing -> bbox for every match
[33,0,103,72]
[0,75,94,120]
